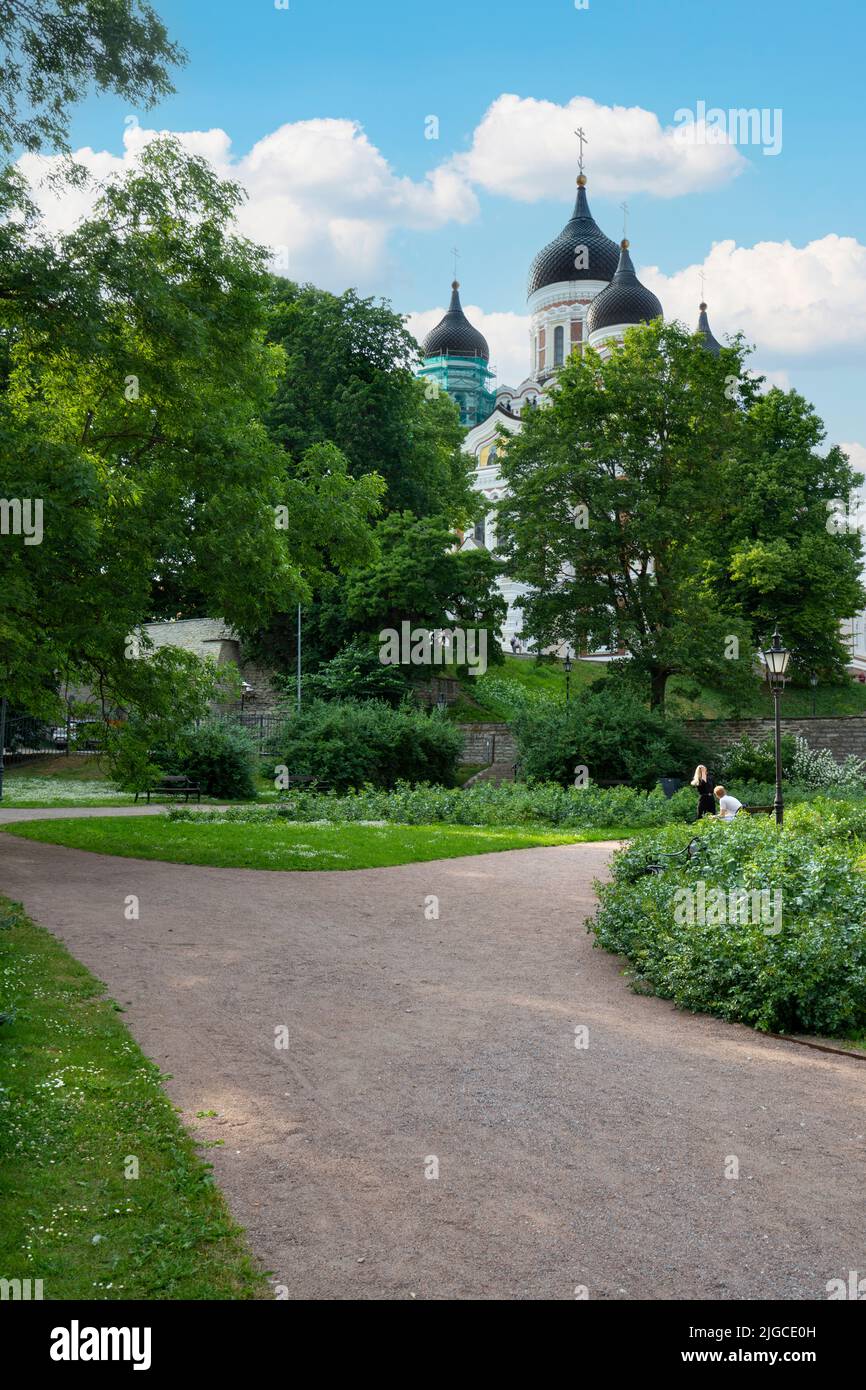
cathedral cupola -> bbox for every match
[696,301,722,356]
[585,239,663,350]
[417,279,495,429]
[421,281,490,360]
[527,174,621,294]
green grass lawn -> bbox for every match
[0,898,267,1300]
[1,815,626,871]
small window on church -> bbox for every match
[554,325,565,366]
[474,517,486,547]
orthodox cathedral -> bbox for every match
[417,162,866,672]
[419,168,722,656]
[417,165,721,654]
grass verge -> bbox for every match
[0,898,267,1299]
[1,816,628,871]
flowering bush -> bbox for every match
[790,736,866,791]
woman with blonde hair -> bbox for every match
[691,764,715,819]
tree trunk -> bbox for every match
[649,668,668,711]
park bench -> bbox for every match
[135,775,201,804]
[638,835,708,878]
[740,804,774,816]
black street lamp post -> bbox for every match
[762,628,791,827]
[563,651,573,704]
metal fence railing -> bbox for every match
[1,714,104,758]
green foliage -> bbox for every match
[164,721,257,800]
[591,816,866,1036]
[790,736,866,791]
[717,732,797,782]
[255,509,506,679]
[169,779,698,831]
[0,0,184,155]
[265,280,473,520]
[495,319,755,707]
[301,637,413,705]
[0,140,382,718]
[718,390,864,679]
[495,319,862,703]
[512,683,703,788]
[276,699,464,791]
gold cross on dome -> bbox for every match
[620,201,629,239]
[451,245,460,279]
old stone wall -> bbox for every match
[684,718,866,764]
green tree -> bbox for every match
[0,139,383,718]
[0,0,183,155]
[496,319,755,708]
[265,280,474,520]
[254,511,507,683]
[716,389,864,678]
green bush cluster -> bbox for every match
[275,699,463,792]
[590,813,866,1036]
[169,779,698,830]
[512,684,703,788]
[166,721,258,800]
[110,717,257,799]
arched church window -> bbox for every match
[554,325,565,366]
[474,517,486,547]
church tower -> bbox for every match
[418,280,496,428]
[525,168,619,381]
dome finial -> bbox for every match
[574,125,588,177]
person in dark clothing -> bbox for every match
[691,764,716,819]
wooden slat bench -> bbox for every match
[135,776,201,804]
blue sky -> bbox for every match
[56,0,866,457]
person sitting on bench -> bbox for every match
[714,784,743,821]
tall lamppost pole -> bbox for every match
[564,651,573,704]
[810,671,818,718]
[762,628,791,827]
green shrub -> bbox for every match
[590,816,866,1036]
[166,720,257,800]
[513,684,703,789]
[275,699,463,792]
[169,778,698,830]
[717,732,796,782]
[108,717,257,798]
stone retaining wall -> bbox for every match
[684,717,866,764]
[457,722,516,766]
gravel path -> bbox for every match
[1,831,863,1301]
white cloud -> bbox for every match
[641,234,866,358]
[405,304,531,389]
[17,118,479,290]
[842,441,866,485]
[448,93,745,201]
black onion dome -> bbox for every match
[697,302,721,356]
[527,176,620,295]
[585,240,663,335]
[421,281,489,360]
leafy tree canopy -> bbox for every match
[264,279,474,521]
[0,139,383,718]
[496,318,862,707]
[0,0,184,154]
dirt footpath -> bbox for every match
[1,832,863,1300]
